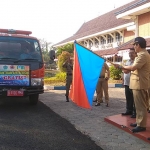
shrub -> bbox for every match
[58,51,72,72]
[109,65,122,80]
[44,77,65,85]
[44,72,66,85]
[44,70,59,78]
[55,72,66,81]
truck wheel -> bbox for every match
[29,94,39,105]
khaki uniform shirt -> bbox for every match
[100,63,109,77]
[62,62,73,74]
[129,49,150,90]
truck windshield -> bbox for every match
[0,37,42,62]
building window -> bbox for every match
[107,35,113,43]
[95,39,99,48]
[84,42,87,47]
[101,37,106,44]
[89,41,93,49]
[114,54,123,62]
[116,32,122,42]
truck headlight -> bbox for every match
[31,78,44,86]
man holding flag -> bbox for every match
[63,57,73,102]
[114,37,150,133]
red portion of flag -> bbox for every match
[69,46,91,109]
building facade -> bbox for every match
[54,0,150,62]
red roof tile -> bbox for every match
[115,0,150,15]
[94,48,118,56]
[54,1,137,46]
[117,37,150,50]
[55,0,150,47]
[93,37,150,56]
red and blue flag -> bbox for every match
[69,42,105,109]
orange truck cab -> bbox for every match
[0,29,44,105]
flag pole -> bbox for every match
[105,58,131,71]
[105,58,115,65]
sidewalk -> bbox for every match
[40,88,150,150]
[44,83,122,90]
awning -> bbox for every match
[94,48,118,56]
[117,37,150,51]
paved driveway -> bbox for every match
[40,88,150,150]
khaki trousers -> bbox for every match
[148,88,150,110]
[96,78,109,103]
[132,89,149,127]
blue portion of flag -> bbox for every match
[75,43,105,106]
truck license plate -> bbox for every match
[7,90,24,96]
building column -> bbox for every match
[135,16,139,37]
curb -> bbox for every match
[44,84,123,90]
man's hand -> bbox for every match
[105,77,109,80]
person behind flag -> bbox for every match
[95,61,110,107]
[62,57,73,102]
[93,91,103,103]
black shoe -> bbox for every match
[93,99,97,102]
[122,112,132,115]
[95,103,100,106]
[66,95,69,102]
[131,114,136,118]
[130,123,137,127]
[132,126,146,133]
[106,103,109,107]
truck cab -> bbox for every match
[0,29,44,105]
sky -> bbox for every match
[0,0,133,45]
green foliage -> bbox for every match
[44,72,66,85]
[44,70,59,78]
[109,65,122,80]
[44,77,64,85]
[56,43,74,56]
[55,72,66,81]
[58,51,72,72]
[43,52,50,63]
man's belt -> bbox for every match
[67,73,72,75]
[99,76,105,78]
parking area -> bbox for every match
[40,88,150,150]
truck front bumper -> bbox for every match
[0,86,44,97]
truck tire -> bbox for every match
[29,94,39,105]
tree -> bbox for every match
[58,51,72,72]
[39,38,52,52]
[43,51,50,63]
[56,43,74,57]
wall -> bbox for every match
[123,29,134,42]
[138,12,150,37]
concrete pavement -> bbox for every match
[40,88,150,150]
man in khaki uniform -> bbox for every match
[95,62,110,107]
[115,37,150,133]
[148,83,150,113]
[62,57,73,102]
